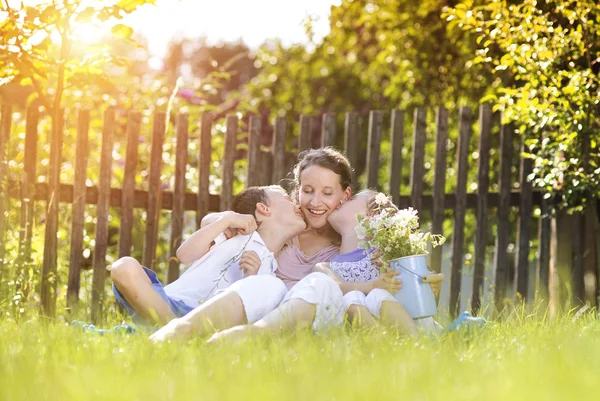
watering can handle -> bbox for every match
[422,273,444,283]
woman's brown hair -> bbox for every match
[293,147,353,190]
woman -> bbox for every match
[151,147,366,341]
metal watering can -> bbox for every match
[389,254,444,319]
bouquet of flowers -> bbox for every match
[356,193,446,263]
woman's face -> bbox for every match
[297,165,351,229]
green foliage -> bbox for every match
[445,0,600,209]
[0,0,152,114]
[240,0,492,118]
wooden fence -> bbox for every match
[0,103,593,323]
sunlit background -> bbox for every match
[7,0,338,54]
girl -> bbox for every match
[317,189,442,334]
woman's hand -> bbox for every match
[239,250,261,277]
[372,269,402,293]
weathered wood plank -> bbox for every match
[571,212,585,305]
[430,107,448,274]
[449,106,471,317]
[272,117,287,185]
[220,114,237,210]
[5,180,542,212]
[298,115,311,154]
[41,109,64,317]
[366,111,383,190]
[66,109,90,311]
[514,136,534,300]
[247,115,261,188]
[550,210,574,313]
[536,196,551,299]
[321,113,336,148]
[118,111,141,258]
[493,120,514,308]
[168,113,188,284]
[197,113,212,228]
[143,111,166,269]
[19,106,38,260]
[0,105,11,288]
[471,104,492,314]
[344,112,360,186]
[409,108,427,211]
[389,110,404,207]
[91,108,115,324]
[260,150,273,186]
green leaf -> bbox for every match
[111,23,134,39]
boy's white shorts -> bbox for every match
[282,272,344,332]
[226,275,288,324]
[343,289,397,318]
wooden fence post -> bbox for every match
[67,109,90,311]
[41,109,64,317]
[514,136,534,301]
[389,110,404,207]
[143,111,166,270]
[493,120,513,310]
[536,196,551,300]
[272,117,287,185]
[471,105,492,314]
[298,115,311,154]
[19,106,38,261]
[91,108,115,323]
[168,113,188,284]
[572,212,585,305]
[344,112,359,186]
[247,115,261,188]
[549,209,574,314]
[410,108,426,212]
[449,106,471,317]
[221,115,238,210]
[118,111,141,258]
[366,111,383,190]
[321,113,336,148]
[197,113,212,229]
[430,107,448,274]
[0,105,11,289]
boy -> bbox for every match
[111,185,306,329]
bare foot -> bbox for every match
[149,318,194,343]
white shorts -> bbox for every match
[226,275,288,324]
[343,289,397,318]
[282,272,344,332]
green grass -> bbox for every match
[2,311,600,401]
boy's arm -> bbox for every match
[177,212,257,264]
[312,263,401,295]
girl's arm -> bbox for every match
[201,212,244,239]
[177,211,257,264]
[312,263,401,295]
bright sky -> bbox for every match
[122,0,340,55]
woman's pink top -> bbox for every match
[276,237,339,289]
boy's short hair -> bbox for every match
[231,185,285,218]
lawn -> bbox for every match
[1,311,600,401]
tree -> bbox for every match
[445,0,600,210]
